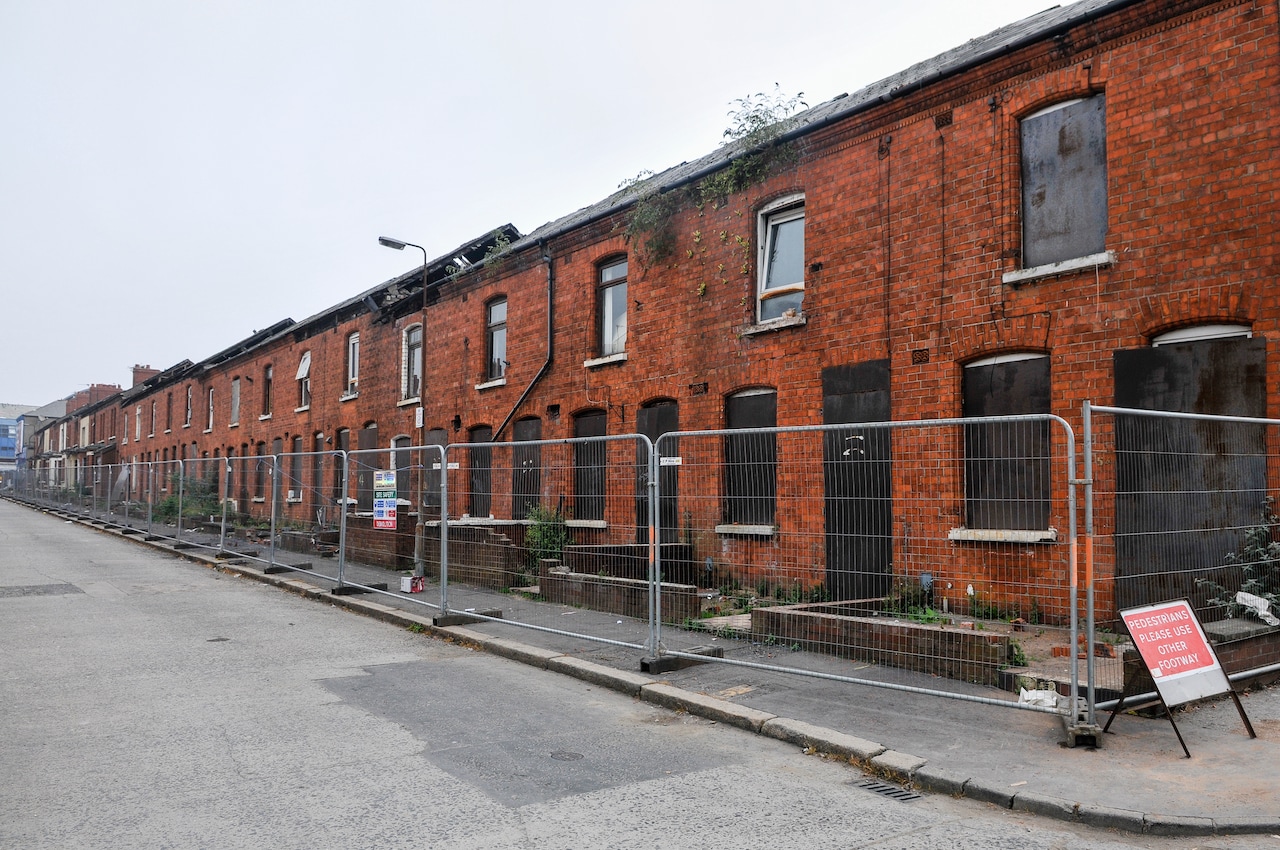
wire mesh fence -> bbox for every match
[1084,404,1280,698]
[436,435,658,651]
[651,417,1082,712]
[12,418,1088,718]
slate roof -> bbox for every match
[504,0,1131,254]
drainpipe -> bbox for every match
[494,241,554,440]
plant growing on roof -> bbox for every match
[618,87,806,266]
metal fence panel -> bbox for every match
[438,435,658,651]
[1085,404,1280,698]
[654,417,1081,716]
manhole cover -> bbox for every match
[550,751,584,762]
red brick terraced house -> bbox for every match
[24,0,1280,624]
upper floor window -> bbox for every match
[345,333,360,395]
[403,325,423,400]
[296,351,312,408]
[206,388,214,431]
[184,386,192,427]
[230,378,241,425]
[1020,94,1107,269]
[758,196,805,322]
[962,353,1050,531]
[135,405,142,441]
[149,401,157,437]
[165,393,173,432]
[261,365,273,416]
[486,299,507,381]
[598,258,628,357]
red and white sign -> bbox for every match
[1120,600,1230,706]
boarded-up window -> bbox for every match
[724,389,777,527]
[356,424,379,511]
[469,426,493,518]
[1021,94,1107,268]
[574,410,607,521]
[512,418,542,519]
[963,355,1050,530]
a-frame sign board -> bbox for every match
[1104,599,1256,757]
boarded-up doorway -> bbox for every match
[1113,335,1266,612]
[823,361,893,601]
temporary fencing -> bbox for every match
[435,434,658,652]
[1083,403,1280,698]
[650,417,1084,719]
[12,418,1095,729]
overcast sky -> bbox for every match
[1,0,1061,406]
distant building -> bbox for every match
[0,403,37,488]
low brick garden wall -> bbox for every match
[751,602,1012,686]
[540,563,700,625]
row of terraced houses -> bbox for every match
[19,0,1280,624]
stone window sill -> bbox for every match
[739,313,807,337]
[474,377,507,391]
[584,352,627,369]
[1002,251,1115,286]
[948,527,1058,543]
[715,523,776,537]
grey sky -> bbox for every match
[1,0,1058,405]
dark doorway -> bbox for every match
[1113,336,1266,613]
[637,401,679,544]
[822,361,893,601]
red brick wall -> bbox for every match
[70,0,1278,620]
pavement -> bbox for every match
[13,499,1280,838]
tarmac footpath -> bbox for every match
[18,500,1280,838]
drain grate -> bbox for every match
[855,779,921,802]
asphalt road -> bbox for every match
[2,500,1275,849]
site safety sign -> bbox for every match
[373,470,397,530]
[1120,599,1230,707]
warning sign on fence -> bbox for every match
[373,470,397,530]
[1120,599,1230,707]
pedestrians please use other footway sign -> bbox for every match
[1121,599,1227,707]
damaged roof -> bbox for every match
[501,0,1131,254]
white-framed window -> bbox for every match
[402,325,423,400]
[184,386,192,427]
[486,299,507,381]
[345,333,360,395]
[230,378,241,425]
[296,351,312,408]
[149,401,156,437]
[135,405,142,441]
[206,387,215,431]
[757,195,805,322]
[1020,94,1107,269]
[598,258,627,356]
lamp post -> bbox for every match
[379,236,429,578]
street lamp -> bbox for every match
[379,235,430,578]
